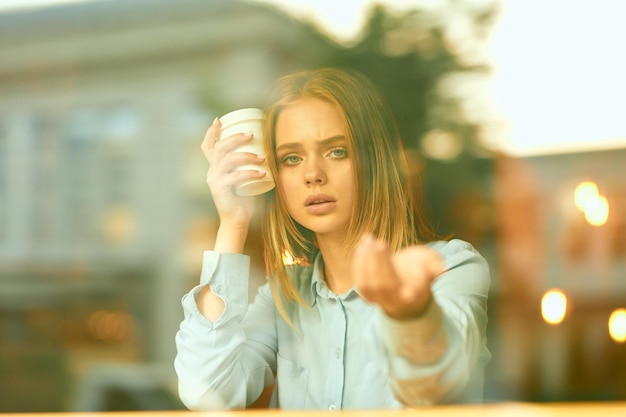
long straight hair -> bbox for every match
[262,68,436,321]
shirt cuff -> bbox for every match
[199,251,250,287]
[379,297,449,364]
[195,251,251,327]
[380,303,465,382]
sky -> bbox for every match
[488,0,626,155]
[1,0,625,156]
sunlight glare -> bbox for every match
[282,250,295,265]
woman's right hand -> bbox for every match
[200,117,267,231]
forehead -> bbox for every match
[274,98,347,145]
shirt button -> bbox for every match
[329,404,337,411]
[335,349,341,359]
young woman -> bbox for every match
[175,68,490,410]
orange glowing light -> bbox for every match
[574,181,599,211]
[583,195,609,226]
[541,289,568,325]
[573,181,609,226]
[282,250,295,265]
[609,308,626,343]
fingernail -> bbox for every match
[213,117,219,125]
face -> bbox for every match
[274,98,355,241]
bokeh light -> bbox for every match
[583,195,609,227]
[86,310,135,342]
[573,181,609,226]
[541,289,568,325]
[421,129,463,161]
[574,181,599,211]
[102,207,136,244]
[609,309,626,343]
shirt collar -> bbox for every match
[302,252,359,307]
[301,253,322,307]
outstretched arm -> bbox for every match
[353,237,490,405]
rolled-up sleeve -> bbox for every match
[365,239,491,406]
[174,251,274,410]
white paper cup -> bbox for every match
[219,108,275,196]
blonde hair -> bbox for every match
[262,68,435,321]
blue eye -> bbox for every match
[328,147,348,159]
[280,154,301,166]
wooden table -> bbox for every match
[3,402,626,417]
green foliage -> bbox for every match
[319,3,499,241]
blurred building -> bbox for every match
[1,0,625,412]
[0,0,335,411]
[489,148,626,402]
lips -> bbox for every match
[304,194,337,215]
[304,193,336,207]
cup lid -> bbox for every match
[219,108,264,126]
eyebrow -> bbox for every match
[275,135,347,154]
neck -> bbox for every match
[316,234,354,295]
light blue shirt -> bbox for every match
[175,239,490,410]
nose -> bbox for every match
[305,176,324,185]
[304,160,327,186]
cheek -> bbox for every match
[344,171,357,212]
[341,165,355,194]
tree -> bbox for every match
[325,2,499,244]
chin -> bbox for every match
[304,222,349,238]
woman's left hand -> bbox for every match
[352,235,445,320]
